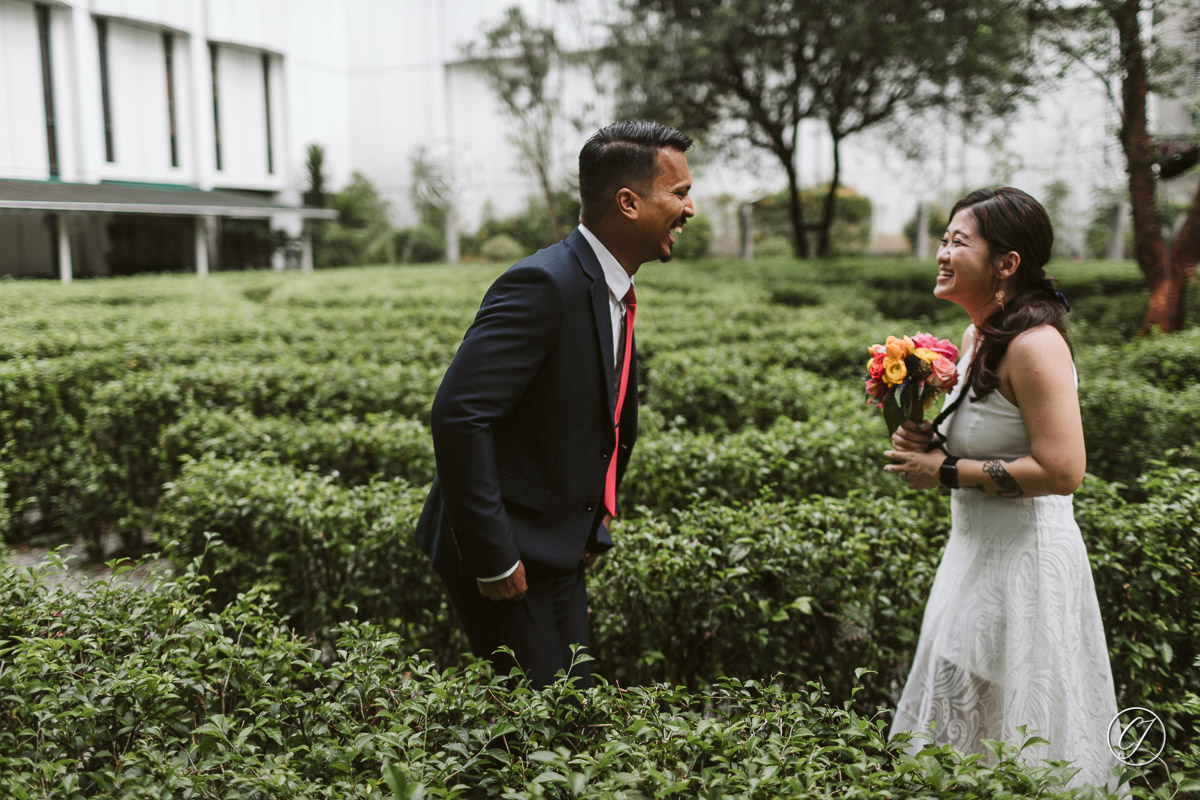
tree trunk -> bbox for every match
[816,134,843,258]
[1112,0,1185,333]
[783,155,809,259]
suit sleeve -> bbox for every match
[429,264,564,577]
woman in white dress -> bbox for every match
[884,188,1119,790]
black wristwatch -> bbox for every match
[939,455,961,489]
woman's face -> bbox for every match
[934,208,998,316]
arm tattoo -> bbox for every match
[983,459,1024,498]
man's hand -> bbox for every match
[477,561,527,602]
[582,513,613,569]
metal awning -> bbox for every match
[0,179,337,219]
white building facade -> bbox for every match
[1,0,1196,278]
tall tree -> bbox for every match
[807,1,1038,256]
[464,6,566,241]
[608,0,820,256]
[610,0,1041,257]
[1036,0,1198,332]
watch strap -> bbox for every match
[939,455,961,489]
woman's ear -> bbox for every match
[995,251,1021,281]
[615,187,639,220]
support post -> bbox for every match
[57,213,73,283]
[194,215,210,276]
[301,223,314,272]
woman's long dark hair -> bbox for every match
[949,187,1071,404]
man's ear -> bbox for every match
[615,187,639,220]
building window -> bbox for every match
[262,53,274,175]
[36,4,59,177]
[1192,15,1200,128]
[210,43,222,171]
[164,32,179,168]
[97,18,115,162]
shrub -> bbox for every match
[156,457,458,659]
[480,233,527,263]
[1077,376,1200,486]
[624,415,894,510]
[754,235,794,258]
[641,353,869,434]
[396,223,446,263]
[162,408,436,488]
[672,214,713,260]
[1077,467,1200,739]
[593,492,951,701]
[2,556,1141,798]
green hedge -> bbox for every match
[4,557,1186,799]
[156,457,455,659]
[624,414,893,509]
[162,408,436,487]
[155,448,1200,754]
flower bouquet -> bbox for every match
[865,333,960,435]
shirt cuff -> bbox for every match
[478,560,520,582]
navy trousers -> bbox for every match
[440,564,592,688]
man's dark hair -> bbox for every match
[578,121,692,225]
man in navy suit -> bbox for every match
[414,121,694,687]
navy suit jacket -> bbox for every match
[414,228,638,578]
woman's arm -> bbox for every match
[885,325,1085,497]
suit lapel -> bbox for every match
[566,229,617,416]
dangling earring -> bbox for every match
[994,289,1005,311]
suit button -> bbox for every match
[584,500,596,512]
[600,449,610,460]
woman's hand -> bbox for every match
[891,419,933,452]
[884,444,944,491]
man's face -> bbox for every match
[636,148,694,264]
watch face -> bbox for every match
[940,457,958,488]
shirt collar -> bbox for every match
[578,224,632,301]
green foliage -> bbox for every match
[320,172,396,267]
[394,223,445,264]
[157,458,456,658]
[753,185,873,255]
[671,214,713,260]
[467,191,581,256]
[2,554,1132,798]
[1,255,1198,795]
[480,233,527,263]
[303,143,329,208]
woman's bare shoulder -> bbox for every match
[1007,325,1074,380]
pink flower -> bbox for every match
[929,356,957,386]
[867,355,885,379]
[911,332,958,363]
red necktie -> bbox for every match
[604,287,636,516]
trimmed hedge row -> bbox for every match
[4,559,1153,799]
[155,451,1200,754]
[162,408,436,487]
[1077,377,1200,486]
[624,414,894,508]
[157,458,453,657]
[2,358,442,551]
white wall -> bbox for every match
[99,20,175,181]
[1,0,1192,251]
[0,0,51,180]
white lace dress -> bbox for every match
[890,335,1119,790]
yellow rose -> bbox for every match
[913,347,939,363]
[883,357,907,384]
